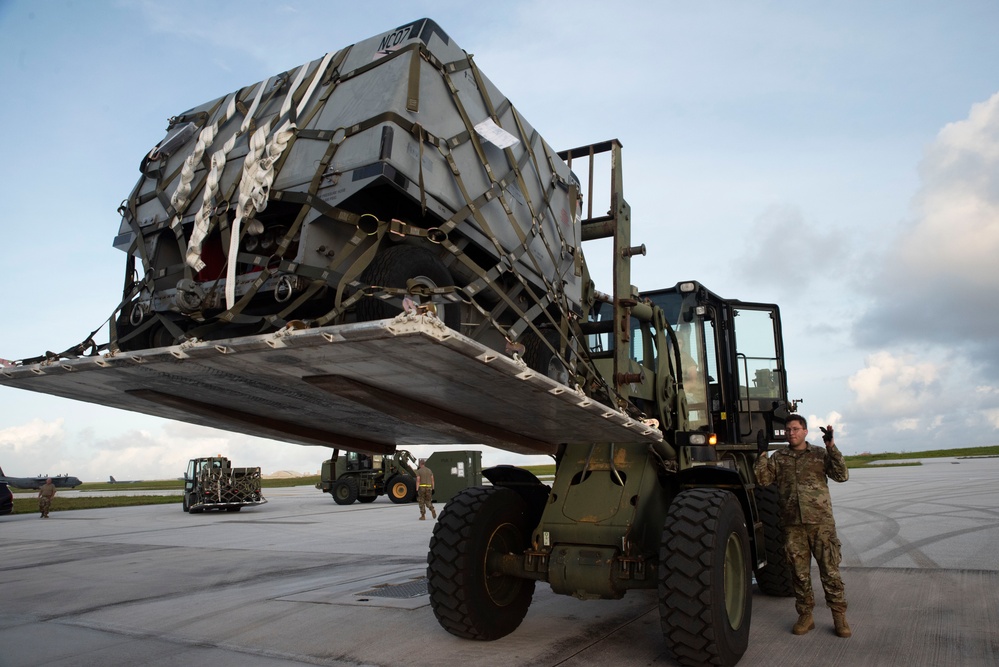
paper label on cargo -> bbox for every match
[474,118,519,149]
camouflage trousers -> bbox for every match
[417,487,435,517]
[39,496,52,516]
[785,522,847,615]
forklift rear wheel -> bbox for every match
[358,495,377,503]
[332,477,359,505]
[427,486,535,640]
[659,488,751,667]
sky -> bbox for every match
[1,0,998,482]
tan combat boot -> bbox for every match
[792,612,815,635]
[833,611,852,638]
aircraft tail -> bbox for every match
[110,476,116,483]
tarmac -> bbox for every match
[2,456,997,667]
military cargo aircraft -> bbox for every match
[0,469,82,490]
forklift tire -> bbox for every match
[427,486,535,640]
[356,245,461,331]
[754,485,795,597]
[332,477,359,505]
[357,495,377,503]
[225,506,242,512]
[659,489,751,667]
[388,475,416,504]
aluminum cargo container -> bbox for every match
[113,18,583,362]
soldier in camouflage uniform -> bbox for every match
[38,477,57,518]
[415,459,436,520]
[755,415,851,638]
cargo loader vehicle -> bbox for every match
[183,455,266,512]
[0,19,796,666]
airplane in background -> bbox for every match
[0,468,83,490]
[108,476,143,484]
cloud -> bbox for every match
[840,350,999,453]
[892,418,921,431]
[854,91,999,377]
[847,350,942,417]
[733,204,849,294]
[804,410,845,437]
[0,418,70,477]
[0,418,64,452]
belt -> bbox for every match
[419,484,432,487]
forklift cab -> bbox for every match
[343,451,380,472]
[587,281,792,447]
[643,281,792,446]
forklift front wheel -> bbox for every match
[658,488,751,667]
[427,486,535,640]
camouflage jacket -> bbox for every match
[754,442,848,525]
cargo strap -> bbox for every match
[225,50,338,309]
[323,54,582,379]
[206,50,352,326]
[156,58,337,338]
[120,68,290,331]
[387,56,577,371]
[187,72,273,273]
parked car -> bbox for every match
[0,467,14,515]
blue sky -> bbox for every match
[1,0,998,481]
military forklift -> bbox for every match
[426,141,795,667]
[318,449,482,505]
[0,20,797,664]
[318,449,418,505]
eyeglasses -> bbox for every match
[786,427,805,433]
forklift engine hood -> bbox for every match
[0,316,662,456]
